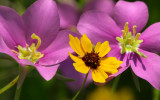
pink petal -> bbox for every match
[22,0,60,51]
[59,57,92,91]
[39,30,81,65]
[84,0,115,15]
[106,45,130,82]
[113,1,149,33]
[140,22,160,53]
[0,6,26,49]
[35,64,59,81]
[77,10,121,45]
[131,49,160,90]
[57,3,79,29]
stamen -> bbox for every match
[124,22,129,33]
[31,33,41,49]
[116,22,146,58]
[11,33,44,64]
[135,33,141,41]
[128,38,132,45]
[11,50,18,54]
[133,25,137,36]
[122,30,126,39]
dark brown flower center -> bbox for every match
[82,52,100,69]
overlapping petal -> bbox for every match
[0,6,26,49]
[81,34,92,53]
[69,34,85,56]
[131,49,160,90]
[95,41,111,57]
[84,0,115,15]
[113,1,149,33]
[91,69,108,83]
[23,0,60,51]
[77,11,121,45]
[35,64,59,81]
[57,3,79,29]
[59,57,93,91]
[39,30,80,65]
[140,22,160,53]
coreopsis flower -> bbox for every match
[0,0,78,81]
[77,1,160,90]
[59,0,115,90]
[68,34,122,83]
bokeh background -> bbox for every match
[0,0,160,100]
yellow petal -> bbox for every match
[69,34,85,56]
[96,41,111,57]
[81,34,92,53]
[91,69,107,83]
[100,57,123,74]
[94,42,101,53]
[101,57,123,68]
[68,52,84,63]
[99,65,118,74]
[73,63,90,74]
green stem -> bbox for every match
[14,65,32,100]
[111,75,121,94]
[0,75,19,94]
[72,73,89,100]
[153,88,160,100]
[14,86,22,100]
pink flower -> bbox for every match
[58,0,115,29]
[0,0,78,81]
[77,1,160,90]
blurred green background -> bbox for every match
[0,0,160,100]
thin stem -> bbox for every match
[111,75,121,94]
[72,73,89,100]
[14,86,22,100]
[14,65,32,100]
[0,75,19,94]
[153,88,160,100]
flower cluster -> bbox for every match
[0,0,160,98]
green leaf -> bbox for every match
[54,73,75,82]
[131,70,141,92]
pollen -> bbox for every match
[12,33,44,64]
[116,22,147,58]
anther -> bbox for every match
[124,22,129,33]
[133,25,137,36]
[135,33,141,41]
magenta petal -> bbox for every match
[113,1,149,32]
[0,6,26,49]
[35,64,59,81]
[0,36,18,60]
[77,11,121,45]
[23,0,60,51]
[131,49,160,90]
[59,57,92,91]
[140,22,160,53]
[39,30,81,65]
[57,3,79,29]
[84,0,115,15]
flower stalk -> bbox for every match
[72,72,89,100]
[111,75,121,94]
[153,88,160,100]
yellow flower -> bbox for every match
[68,34,123,83]
[86,86,135,100]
